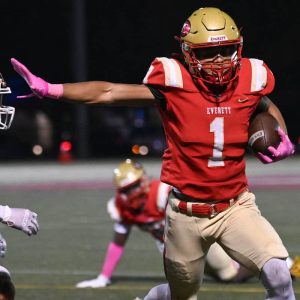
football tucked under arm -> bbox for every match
[248,112,280,155]
[248,112,295,163]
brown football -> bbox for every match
[248,112,281,155]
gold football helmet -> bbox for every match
[114,159,145,190]
[178,7,243,86]
[114,159,148,213]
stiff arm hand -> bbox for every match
[257,127,295,164]
[10,58,63,99]
[0,205,39,236]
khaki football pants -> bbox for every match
[164,190,288,300]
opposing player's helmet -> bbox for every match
[114,159,148,213]
[0,73,15,130]
[178,7,243,86]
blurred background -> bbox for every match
[0,0,299,161]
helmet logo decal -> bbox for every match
[208,35,228,42]
[180,20,191,37]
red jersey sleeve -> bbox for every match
[143,57,196,92]
[246,58,275,96]
[143,58,168,87]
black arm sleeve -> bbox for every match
[146,85,167,110]
[146,85,165,100]
[256,96,271,113]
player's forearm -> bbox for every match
[11,58,155,104]
[266,102,287,133]
[62,81,116,104]
[62,82,155,104]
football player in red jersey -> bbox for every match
[11,6,296,300]
[76,159,256,288]
[76,158,170,288]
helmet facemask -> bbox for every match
[178,7,243,87]
[118,177,148,214]
[182,40,242,86]
[0,73,15,130]
[0,105,15,130]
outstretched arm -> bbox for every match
[62,82,155,104]
[11,58,155,104]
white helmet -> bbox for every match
[0,73,15,130]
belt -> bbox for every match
[170,190,240,218]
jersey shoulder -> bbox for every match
[143,57,196,92]
[239,58,275,95]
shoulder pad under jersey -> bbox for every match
[143,57,191,90]
[244,58,275,94]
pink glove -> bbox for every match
[257,127,295,164]
[10,58,63,99]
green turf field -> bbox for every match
[0,161,299,299]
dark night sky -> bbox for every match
[0,0,299,158]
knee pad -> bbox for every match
[261,258,295,300]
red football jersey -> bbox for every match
[143,57,275,201]
[115,180,170,225]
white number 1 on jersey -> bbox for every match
[208,117,225,167]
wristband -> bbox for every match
[47,84,64,99]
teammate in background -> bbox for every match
[11,6,296,300]
[76,158,169,288]
[76,159,254,288]
[0,73,39,300]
